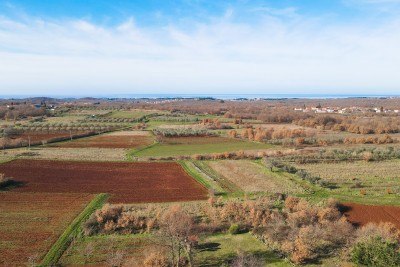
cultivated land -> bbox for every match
[105,109,164,119]
[51,131,154,148]
[133,136,272,157]
[59,234,153,266]
[0,192,93,266]
[0,160,207,203]
[343,202,400,229]
[1,147,128,161]
[10,131,87,143]
[207,160,304,194]
[295,160,400,196]
[2,97,400,266]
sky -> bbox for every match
[1,0,400,97]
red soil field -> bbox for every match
[0,160,207,203]
[52,134,154,148]
[342,202,400,229]
[14,132,87,143]
[0,192,93,266]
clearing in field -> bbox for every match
[51,131,154,148]
[294,159,400,196]
[206,160,303,194]
[0,160,207,203]
[342,202,400,229]
[0,192,93,266]
[196,233,289,267]
[59,234,152,266]
[60,232,288,267]
[133,136,272,157]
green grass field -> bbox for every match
[107,109,166,119]
[196,233,290,267]
[294,159,400,197]
[59,234,151,266]
[131,137,272,157]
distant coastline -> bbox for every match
[0,93,400,100]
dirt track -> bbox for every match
[0,160,207,203]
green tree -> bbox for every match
[351,236,400,267]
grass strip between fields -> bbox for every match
[179,160,212,190]
[0,157,16,164]
[127,140,159,160]
[194,161,243,193]
[39,193,108,267]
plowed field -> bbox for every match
[0,192,93,266]
[52,132,153,148]
[13,132,85,143]
[342,202,400,229]
[0,160,207,203]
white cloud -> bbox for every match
[0,8,400,95]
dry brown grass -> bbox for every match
[207,160,303,194]
[295,160,400,195]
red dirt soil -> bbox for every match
[0,160,207,203]
[52,135,154,148]
[10,132,88,143]
[0,192,93,266]
[342,202,400,229]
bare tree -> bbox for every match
[230,250,264,267]
[106,249,126,267]
[159,205,196,267]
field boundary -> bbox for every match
[127,140,159,160]
[39,193,108,267]
[179,160,224,195]
[194,161,242,193]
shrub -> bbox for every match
[0,173,11,189]
[228,224,240,235]
[351,236,400,267]
[142,252,169,267]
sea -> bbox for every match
[0,94,399,100]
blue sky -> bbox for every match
[1,0,400,96]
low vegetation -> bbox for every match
[207,160,304,194]
[2,98,400,266]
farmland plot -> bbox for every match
[207,160,304,194]
[52,131,154,148]
[295,160,400,196]
[3,147,127,161]
[59,234,153,266]
[0,160,207,203]
[342,202,400,229]
[134,136,272,157]
[0,192,93,266]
